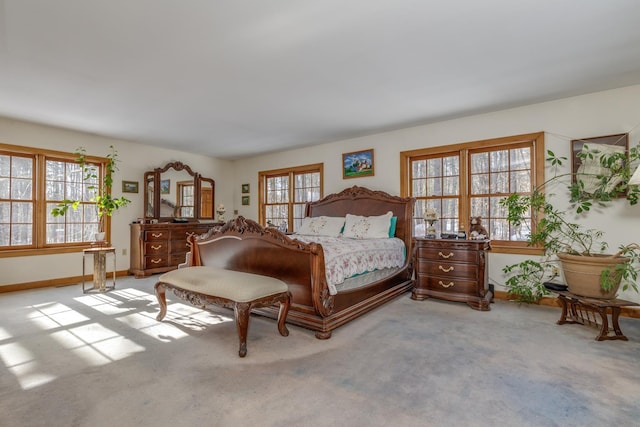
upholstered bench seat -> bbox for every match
[155,266,291,357]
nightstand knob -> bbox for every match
[438,251,454,259]
[438,281,455,288]
[438,265,454,273]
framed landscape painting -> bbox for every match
[160,179,170,194]
[122,180,139,193]
[342,149,374,179]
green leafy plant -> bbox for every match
[500,144,640,303]
[51,146,131,235]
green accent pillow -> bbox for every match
[388,216,397,237]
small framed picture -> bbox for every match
[122,180,139,193]
[242,183,250,193]
[242,196,250,206]
[342,149,374,179]
[160,179,170,194]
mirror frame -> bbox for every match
[144,161,216,221]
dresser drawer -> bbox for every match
[145,255,168,269]
[145,241,168,255]
[171,228,202,240]
[417,273,477,296]
[171,253,189,266]
[417,260,478,279]
[145,230,169,241]
[417,247,478,264]
[170,239,190,253]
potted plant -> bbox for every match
[500,142,640,303]
[51,145,131,242]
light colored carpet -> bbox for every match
[1,275,639,427]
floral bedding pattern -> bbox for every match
[293,235,406,295]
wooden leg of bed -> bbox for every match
[234,302,251,358]
[155,282,168,321]
[277,292,291,337]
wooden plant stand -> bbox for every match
[555,290,639,341]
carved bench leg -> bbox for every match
[277,292,291,337]
[155,282,168,321]
[234,302,251,358]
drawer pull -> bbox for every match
[438,251,454,259]
[438,281,455,288]
[151,245,162,250]
[151,233,164,238]
[150,258,162,264]
[438,265,454,273]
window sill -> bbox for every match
[0,246,90,258]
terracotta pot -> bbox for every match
[557,252,629,299]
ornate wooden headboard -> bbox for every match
[305,186,414,251]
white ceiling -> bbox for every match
[1,1,640,160]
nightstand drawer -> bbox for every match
[417,273,477,295]
[417,260,478,279]
[417,247,478,264]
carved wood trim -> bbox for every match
[156,161,196,177]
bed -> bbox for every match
[185,186,415,339]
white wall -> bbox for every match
[0,117,235,286]
[232,84,640,302]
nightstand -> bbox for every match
[412,238,492,311]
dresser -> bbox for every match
[129,223,220,278]
[412,238,492,311]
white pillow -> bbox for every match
[343,211,393,239]
[296,216,345,237]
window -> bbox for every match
[259,163,323,232]
[0,152,34,248]
[0,144,108,256]
[177,181,195,217]
[401,132,545,254]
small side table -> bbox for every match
[83,247,116,293]
[555,290,639,341]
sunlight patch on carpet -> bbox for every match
[116,312,190,342]
[27,302,90,329]
[0,342,57,390]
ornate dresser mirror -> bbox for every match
[131,161,218,278]
[143,161,216,222]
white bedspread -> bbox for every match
[293,235,406,295]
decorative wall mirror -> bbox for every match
[144,161,216,221]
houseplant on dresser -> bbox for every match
[501,142,640,303]
[50,145,131,242]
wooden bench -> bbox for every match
[155,266,291,357]
[555,290,639,341]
